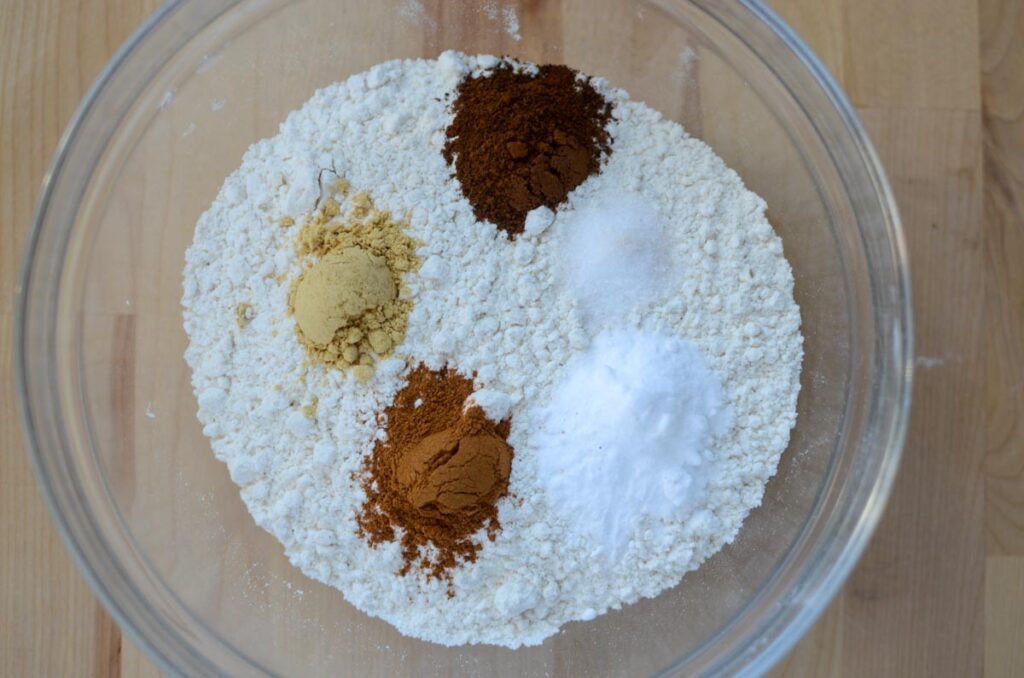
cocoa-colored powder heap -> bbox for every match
[357,364,513,581]
[443,63,613,237]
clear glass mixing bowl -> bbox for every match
[15,0,911,675]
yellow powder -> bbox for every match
[288,185,420,379]
[235,302,253,328]
[322,198,341,219]
[293,247,395,345]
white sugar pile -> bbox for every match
[558,194,669,325]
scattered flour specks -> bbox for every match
[397,0,438,31]
[502,7,522,41]
[182,52,802,648]
[480,1,522,41]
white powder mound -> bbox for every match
[533,328,731,564]
[181,52,803,648]
[559,194,669,326]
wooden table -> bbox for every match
[1,0,1021,675]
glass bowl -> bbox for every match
[15,0,911,675]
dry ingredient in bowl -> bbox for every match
[181,52,803,648]
[557,193,669,326]
[289,186,419,380]
[534,328,731,563]
[293,247,395,345]
[357,364,513,582]
[443,62,612,237]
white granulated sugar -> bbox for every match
[533,328,731,564]
[558,193,669,326]
[182,51,802,648]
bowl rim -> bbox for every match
[659,1,912,674]
[14,3,233,674]
[14,1,912,676]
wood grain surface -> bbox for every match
[1,0,1021,676]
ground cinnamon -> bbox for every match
[443,63,613,237]
[357,364,513,582]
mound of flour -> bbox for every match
[181,51,802,648]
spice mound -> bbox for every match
[289,186,419,380]
[443,64,613,237]
[357,364,513,581]
[293,247,395,344]
[398,408,512,516]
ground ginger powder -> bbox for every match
[293,247,395,345]
[288,187,419,379]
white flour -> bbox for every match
[182,52,802,648]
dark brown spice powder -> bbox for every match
[356,364,513,582]
[443,63,613,237]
